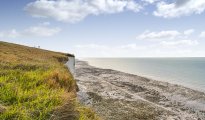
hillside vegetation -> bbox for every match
[0,41,98,120]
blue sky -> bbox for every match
[1,0,205,57]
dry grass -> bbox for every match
[0,41,98,120]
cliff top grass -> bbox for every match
[0,41,98,120]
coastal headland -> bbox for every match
[0,41,99,120]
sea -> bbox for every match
[83,58,205,92]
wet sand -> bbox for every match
[75,60,205,120]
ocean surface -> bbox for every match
[83,58,205,92]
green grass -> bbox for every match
[0,41,99,120]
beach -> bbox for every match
[75,60,205,120]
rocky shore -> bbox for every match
[75,60,205,120]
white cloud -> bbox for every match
[199,31,205,38]
[184,29,195,35]
[136,30,199,48]
[25,0,142,23]
[75,44,108,49]
[160,40,198,46]
[0,24,60,38]
[0,29,20,38]
[142,0,160,4]
[136,30,181,41]
[154,0,205,18]
[136,29,196,41]
[119,44,148,50]
[23,26,61,37]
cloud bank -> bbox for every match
[136,29,198,47]
[25,0,205,22]
[73,43,203,57]
[154,0,205,18]
[0,24,60,38]
[160,40,198,46]
[136,30,181,41]
[25,0,142,23]
[199,31,205,38]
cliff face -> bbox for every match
[66,56,75,75]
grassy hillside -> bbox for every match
[0,41,98,120]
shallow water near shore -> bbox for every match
[83,57,205,92]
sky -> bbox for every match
[1,0,205,57]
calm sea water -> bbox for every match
[83,58,205,92]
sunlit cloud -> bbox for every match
[154,0,205,18]
[25,0,142,23]
[0,23,60,38]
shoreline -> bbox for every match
[75,60,205,120]
[83,58,205,93]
